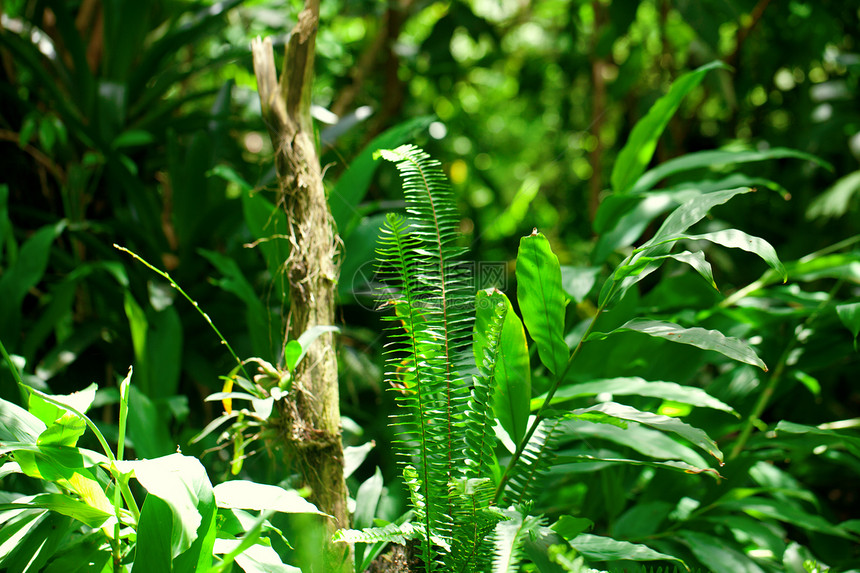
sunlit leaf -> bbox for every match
[612,60,727,194]
[532,376,735,415]
[516,232,569,376]
[587,318,767,371]
[213,480,327,516]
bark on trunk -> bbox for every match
[251,3,350,571]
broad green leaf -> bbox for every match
[0,397,45,443]
[611,61,727,194]
[126,385,173,459]
[28,382,96,425]
[568,533,686,567]
[37,410,87,448]
[134,494,174,572]
[0,493,111,528]
[568,402,723,463]
[531,376,736,415]
[213,480,327,516]
[475,289,531,444]
[587,318,767,371]
[836,302,860,349]
[13,449,113,516]
[330,116,432,237]
[678,531,765,573]
[0,512,74,572]
[115,453,214,557]
[560,265,600,303]
[611,501,674,540]
[516,232,569,376]
[631,147,833,195]
[493,509,543,573]
[773,421,860,458]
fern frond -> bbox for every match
[332,522,419,545]
[446,477,505,572]
[503,419,560,507]
[376,145,477,569]
[464,292,506,480]
[492,508,546,573]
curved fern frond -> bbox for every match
[375,144,477,569]
[332,522,419,545]
[503,419,560,507]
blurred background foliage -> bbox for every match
[1,0,859,570]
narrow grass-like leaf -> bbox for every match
[517,231,569,376]
[0,494,110,528]
[587,318,767,371]
[612,61,727,194]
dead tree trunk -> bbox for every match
[251,3,350,570]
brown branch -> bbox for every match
[252,2,351,571]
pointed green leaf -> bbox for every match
[516,232,569,376]
[680,228,786,282]
[632,147,833,195]
[0,397,45,443]
[0,493,110,529]
[836,302,860,350]
[612,61,727,194]
[568,402,723,463]
[475,289,531,444]
[531,377,736,415]
[587,318,767,371]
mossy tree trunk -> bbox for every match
[251,3,350,571]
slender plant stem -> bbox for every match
[493,305,606,503]
[113,244,252,382]
[0,337,25,387]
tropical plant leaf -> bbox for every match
[611,60,727,194]
[517,231,569,376]
[677,531,764,573]
[587,318,767,371]
[631,147,833,195]
[836,301,860,349]
[531,377,736,415]
[475,289,531,446]
[213,481,327,516]
[564,402,723,463]
[568,533,686,568]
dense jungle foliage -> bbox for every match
[1,0,859,571]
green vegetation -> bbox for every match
[1,1,859,572]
